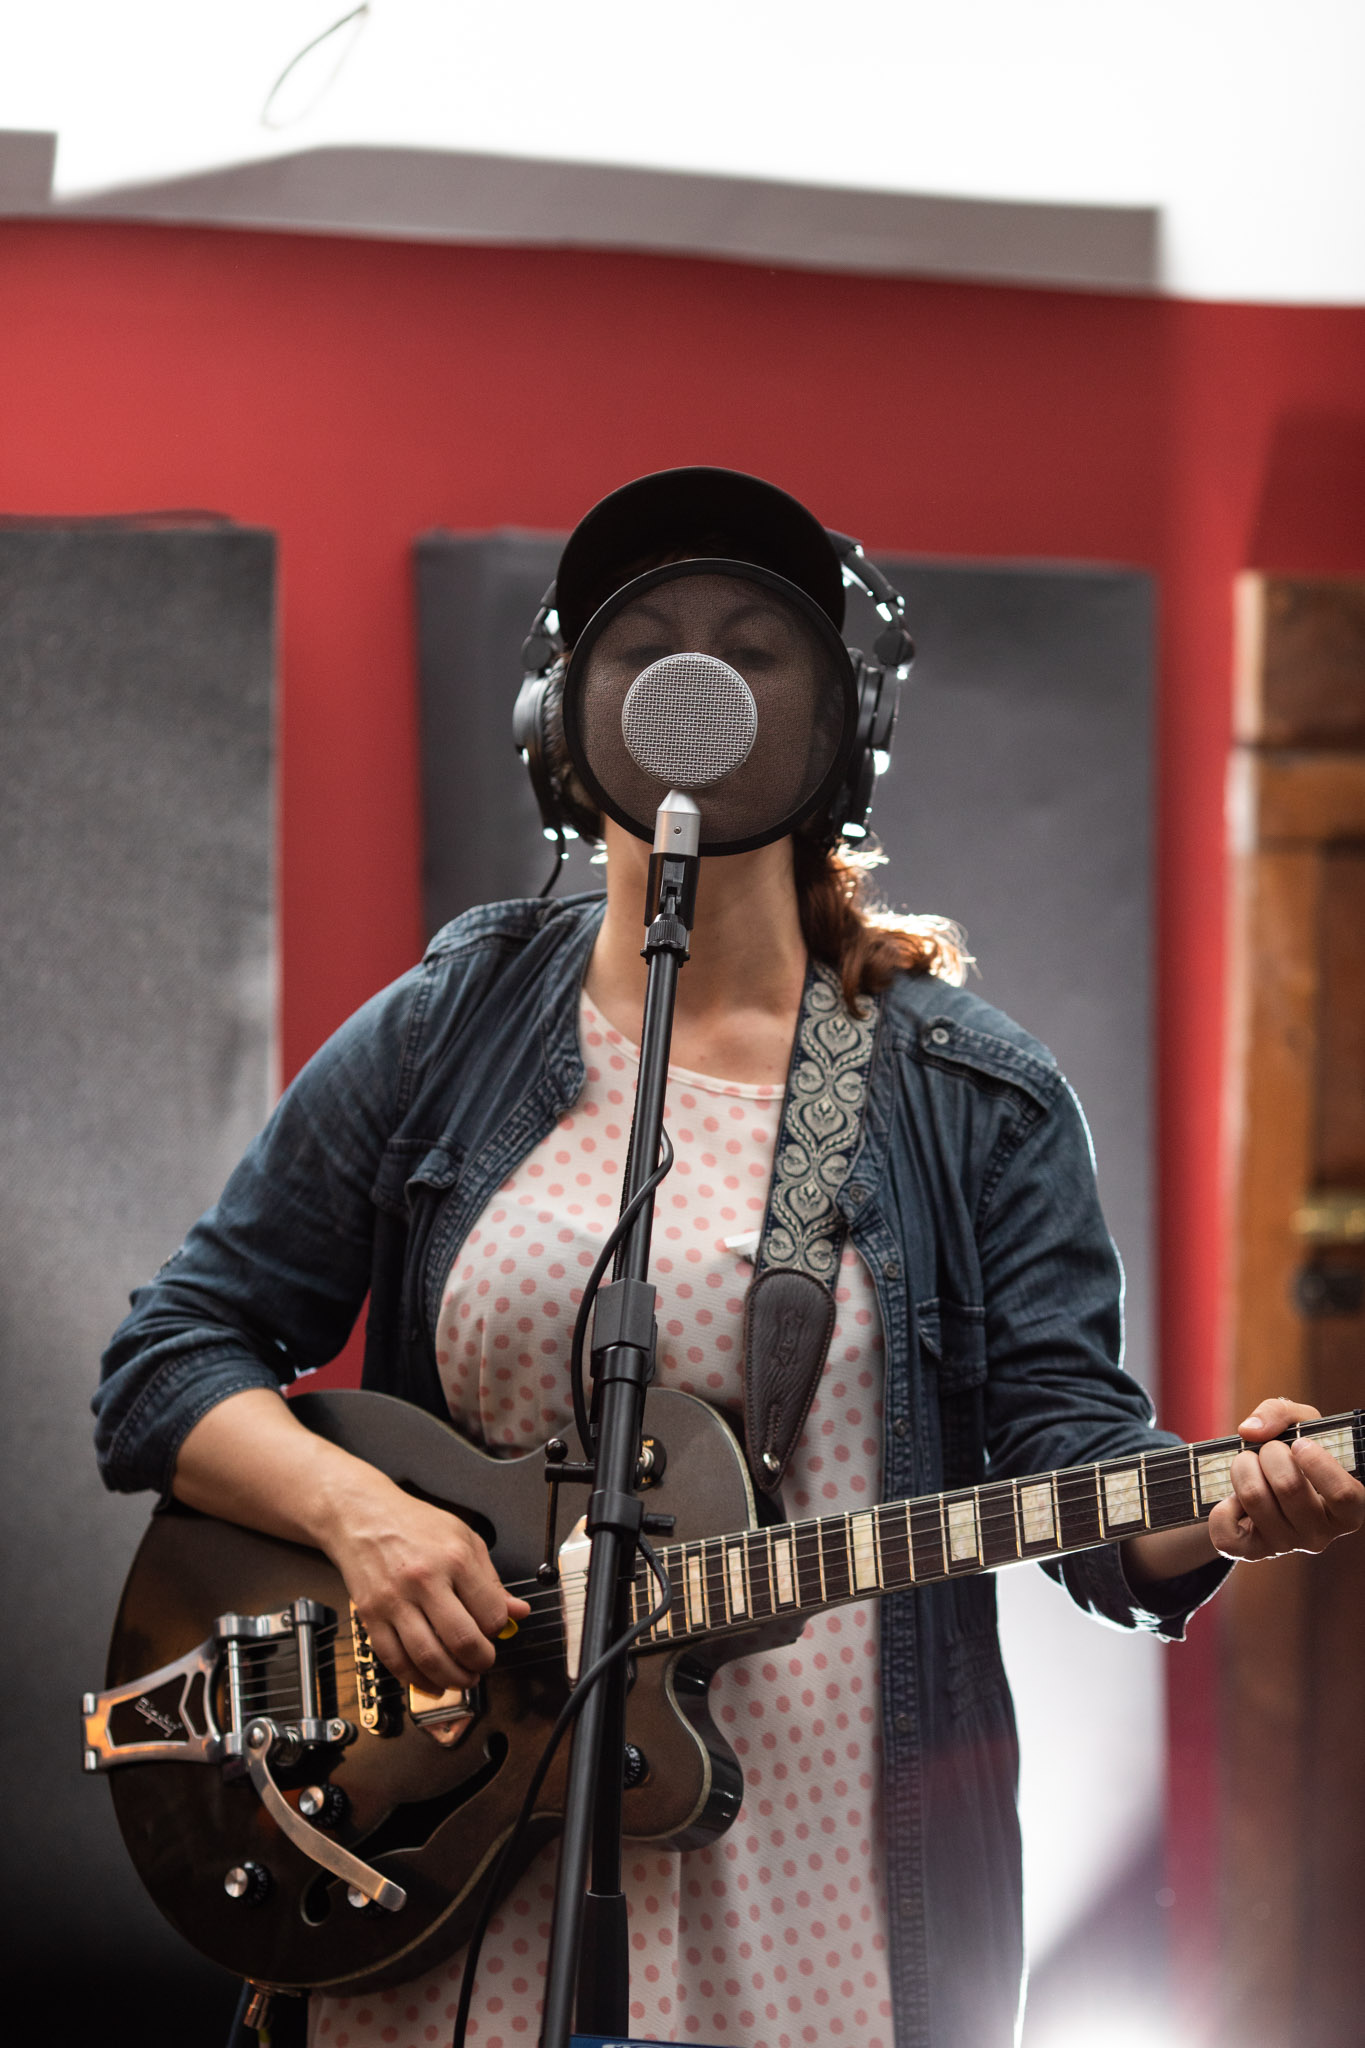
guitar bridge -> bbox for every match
[82,1599,352,1773]
[350,1605,404,1735]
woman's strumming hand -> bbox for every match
[317,1477,531,1695]
[171,1387,530,1694]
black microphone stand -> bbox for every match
[538,793,701,2048]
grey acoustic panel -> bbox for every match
[415,530,601,925]
[856,559,1155,1394]
[0,524,275,2017]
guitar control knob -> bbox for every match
[299,1783,348,1827]
[622,1744,648,1789]
[224,1862,271,1905]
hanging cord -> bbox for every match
[567,1127,674,1454]
[450,1536,673,2048]
[537,826,568,899]
[450,1126,677,2040]
[261,5,370,128]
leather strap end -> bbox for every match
[742,1267,838,1495]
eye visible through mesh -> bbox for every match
[564,564,856,854]
[620,653,757,790]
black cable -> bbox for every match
[537,828,568,899]
[567,1128,674,1453]
[450,1537,673,2048]
[261,4,370,129]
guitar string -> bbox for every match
[231,1500,1219,1711]
[243,1438,1305,1687]
[224,1425,1356,1707]
[229,1451,1325,1704]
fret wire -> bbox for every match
[1011,1478,1022,1558]
[869,1502,890,1589]
[702,1539,715,1630]
[903,1498,915,1583]
[721,1536,738,1624]
[694,1540,708,1631]
[937,1493,949,1576]
[756,1528,770,1615]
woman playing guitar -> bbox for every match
[95,469,1365,2048]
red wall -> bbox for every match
[4,219,1364,1996]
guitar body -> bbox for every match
[100,1371,1316,1997]
[102,1387,776,1994]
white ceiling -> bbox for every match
[2,0,1363,303]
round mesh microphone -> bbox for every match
[562,559,857,855]
[620,652,758,791]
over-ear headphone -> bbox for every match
[513,515,913,883]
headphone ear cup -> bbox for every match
[828,657,890,843]
[513,669,561,837]
[515,661,603,844]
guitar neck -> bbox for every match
[629,1410,1365,1649]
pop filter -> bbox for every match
[562,560,858,855]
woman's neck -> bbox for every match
[583,822,807,1086]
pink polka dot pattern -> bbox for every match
[313,994,891,2048]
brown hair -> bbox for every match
[793,836,970,1012]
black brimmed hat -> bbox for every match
[554,466,846,644]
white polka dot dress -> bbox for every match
[311,994,892,2048]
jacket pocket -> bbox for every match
[915,1297,986,1390]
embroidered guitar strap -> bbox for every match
[742,960,881,1495]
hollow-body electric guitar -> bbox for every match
[82,1388,1365,1996]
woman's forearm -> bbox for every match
[172,1385,396,1551]
[1121,1520,1220,1585]
[172,1387,529,1691]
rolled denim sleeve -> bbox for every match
[977,1079,1230,1638]
[93,964,422,1497]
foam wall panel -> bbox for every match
[0,524,275,2021]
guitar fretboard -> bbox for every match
[627,1410,1365,1648]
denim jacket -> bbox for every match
[95,893,1227,2048]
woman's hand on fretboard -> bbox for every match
[1212,1397,1365,1562]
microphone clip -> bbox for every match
[644,790,700,948]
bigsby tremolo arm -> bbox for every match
[241,1719,405,1913]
